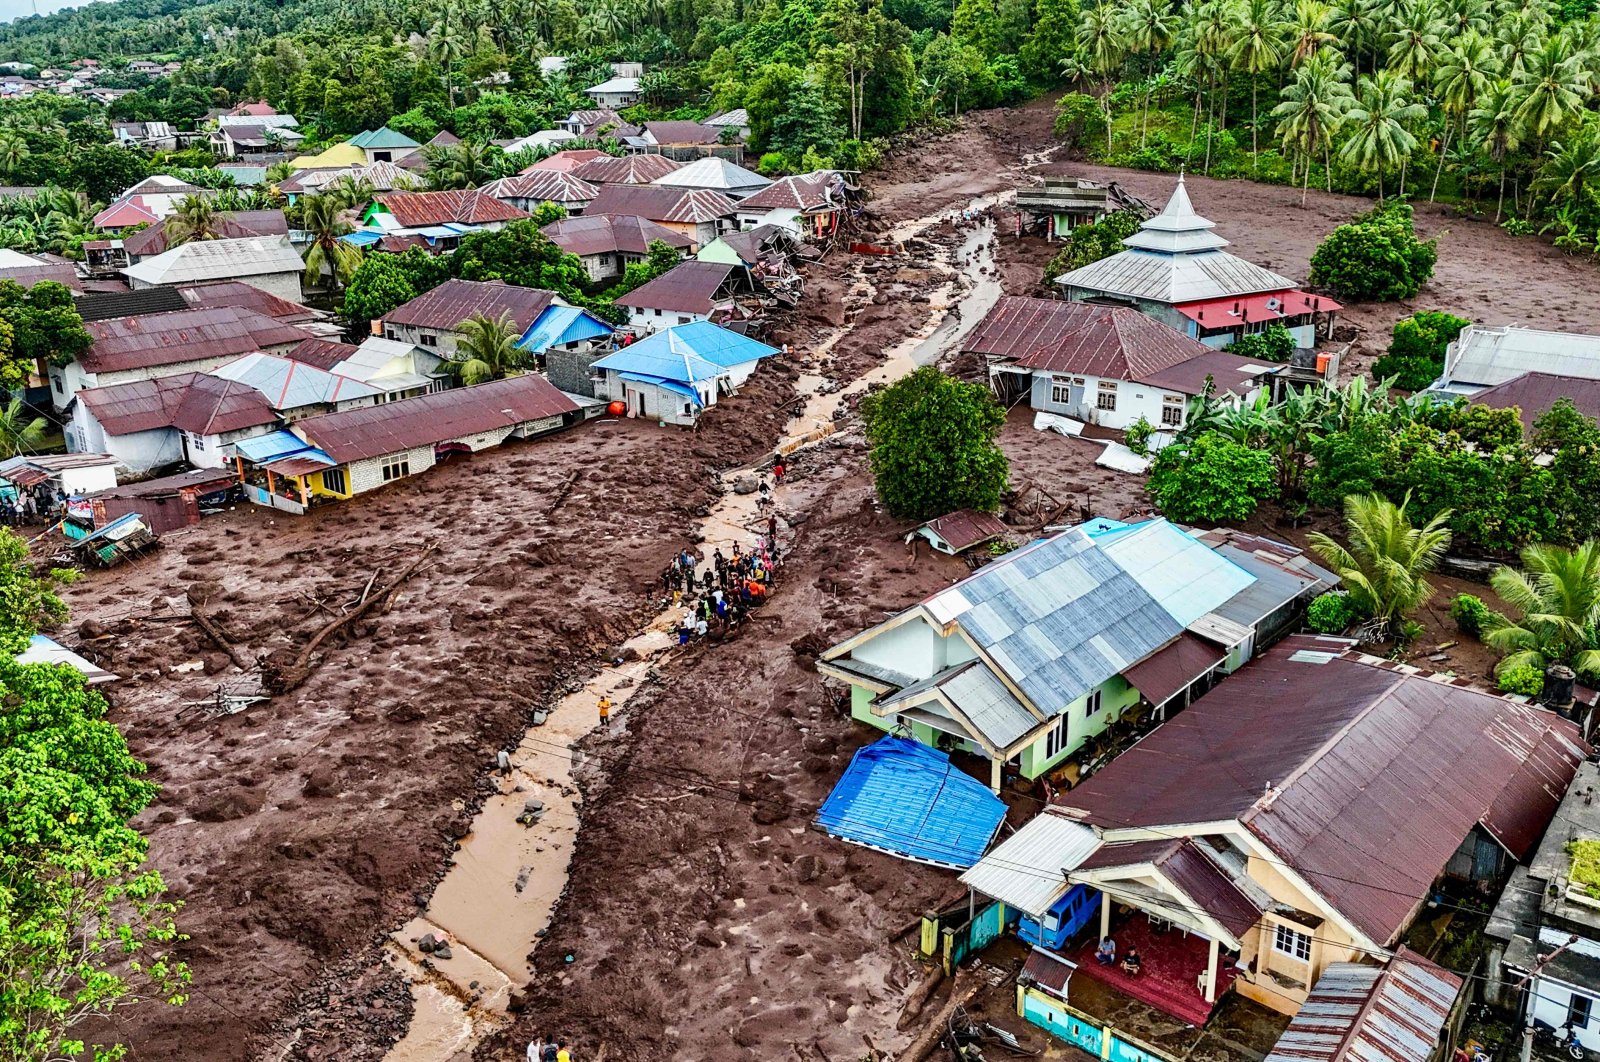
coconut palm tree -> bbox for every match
[0,396,46,458]
[1533,129,1600,218]
[1272,52,1355,202]
[1431,30,1498,200]
[1330,0,1383,74]
[1440,0,1489,37]
[1494,8,1547,80]
[452,312,528,385]
[1285,0,1337,68]
[1469,77,1524,220]
[0,131,30,178]
[1339,70,1424,198]
[1513,33,1589,144]
[1076,2,1129,149]
[300,194,363,292]
[426,141,494,190]
[164,194,220,245]
[1230,0,1287,167]
[1486,540,1600,679]
[1385,0,1446,85]
[1309,492,1453,643]
[1124,0,1179,143]
[428,6,468,108]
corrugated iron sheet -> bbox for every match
[480,171,598,204]
[618,261,737,314]
[1122,632,1225,706]
[1058,637,1589,945]
[77,371,277,435]
[1057,246,1297,305]
[177,280,324,324]
[740,171,841,212]
[295,373,578,464]
[961,809,1101,917]
[122,209,287,258]
[384,278,556,333]
[1472,371,1600,430]
[572,153,684,184]
[376,190,528,228]
[962,296,1221,381]
[1264,948,1461,1062]
[82,305,310,374]
[586,183,739,224]
[920,509,1009,553]
[542,212,692,257]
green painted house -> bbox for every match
[818,520,1333,791]
[347,126,421,164]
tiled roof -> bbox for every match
[374,189,528,228]
[295,374,578,463]
[80,305,310,374]
[384,278,557,333]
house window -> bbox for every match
[1096,381,1118,411]
[1045,714,1069,759]
[1084,689,1103,715]
[52,374,62,393]
[1050,376,1072,404]
[1273,924,1312,963]
[322,468,347,494]
[385,329,397,340]
[1571,994,1594,1030]
[678,316,691,325]
[380,455,410,482]
[420,334,438,347]
[1161,395,1185,427]
[190,433,205,451]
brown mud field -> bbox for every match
[48,95,1600,1062]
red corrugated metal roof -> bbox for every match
[177,280,322,324]
[1175,290,1342,328]
[77,371,277,435]
[1136,348,1277,397]
[1121,632,1226,706]
[286,337,359,371]
[740,172,839,212]
[918,509,1009,553]
[542,213,693,257]
[93,196,160,229]
[81,305,311,374]
[384,278,557,333]
[1080,837,1264,940]
[572,154,684,184]
[374,189,528,228]
[295,374,578,464]
[1471,371,1600,430]
[0,263,82,291]
[964,296,1224,383]
[1058,637,1589,945]
[617,261,736,314]
[525,149,608,174]
[480,171,598,204]
[645,121,719,145]
[123,210,287,258]
[586,184,738,224]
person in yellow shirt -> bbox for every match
[598,696,613,727]
[555,1040,572,1062]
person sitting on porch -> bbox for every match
[1120,946,1142,976]
[1095,937,1116,964]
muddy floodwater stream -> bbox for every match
[381,202,1004,1061]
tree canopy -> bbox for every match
[860,366,1009,520]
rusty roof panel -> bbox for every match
[586,183,739,224]
[375,189,528,228]
[1264,948,1461,1062]
[177,280,323,324]
[917,509,1009,553]
[383,278,557,333]
[81,306,311,374]
[616,261,736,314]
[123,209,287,258]
[77,372,277,435]
[572,154,683,184]
[480,171,598,204]
[295,374,578,464]
[542,213,693,257]
[1057,638,1588,945]
[1080,837,1262,941]
[286,337,359,371]
[964,295,1235,383]
[1121,631,1226,707]
[1471,371,1600,430]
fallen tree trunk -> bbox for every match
[191,608,244,669]
[896,964,946,1030]
[261,545,436,694]
[898,969,981,1062]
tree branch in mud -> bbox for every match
[190,607,244,670]
[260,545,438,695]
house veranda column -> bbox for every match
[989,757,1002,793]
[1099,891,1110,942]
[1205,936,1220,1003]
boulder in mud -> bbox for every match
[732,475,760,495]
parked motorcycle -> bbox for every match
[1533,1019,1586,1059]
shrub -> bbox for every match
[1497,662,1545,697]
[1146,431,1277,523]
[1371,311,1470,391]
[1229,324,1296,362]
[1308,201,1438,302]
[1125,416,1155,456]
[1307,591,1361,633]
[1449,593,1492,635]
[1043,209,1145,284]
[860,366,1009,520]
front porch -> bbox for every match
[1068,910,1241,1027]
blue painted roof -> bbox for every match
[234,430,328,464]
[592,321,777,385]
[518,305,614,353]
[815,737,1006,869]
[340,230,383,246]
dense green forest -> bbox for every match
[0,0,1597,243]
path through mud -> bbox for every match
[380,202,1007,1061]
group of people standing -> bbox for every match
[1,485,61,527]
[658,495,786,647]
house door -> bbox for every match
[634,389,647,417]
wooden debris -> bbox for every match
[191,608,245,669]
[899,969,981,1062]
[896,964,946,1030]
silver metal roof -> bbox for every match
[212,351,381,410]
[1438,323,1600,389]
[960,810,1102,918]
[1120,176,1229,254]
[1096,521,1256,628]
[122,234,303,286]
[942,663,1039,748]
[1213,544,1335,628]
[1057,247,1297,305]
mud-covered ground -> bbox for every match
[51,92,1600,1062]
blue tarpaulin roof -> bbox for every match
[234,430,329,465]
[592,321,777,385]
[339,230,384,246]
[815,737,1006,869]
[518,305,615,353]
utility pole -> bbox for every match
[1515,933,1580,1062]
